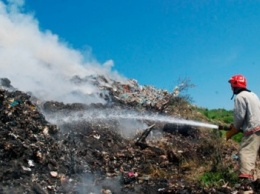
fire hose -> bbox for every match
[218,124,239,141]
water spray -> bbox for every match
[45,109,218,129]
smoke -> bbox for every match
[0,0,219,132]
[75,173,122,194]
[0,0,126,104]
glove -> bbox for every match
[226,123,239,141]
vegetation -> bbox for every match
[194,108,244,186]
[198,108,243,142]
[169,78,243,187]
[199,168,238,187]
[197,108,233,124]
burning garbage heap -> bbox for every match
[71,75,174,112]
[0,78,243,194]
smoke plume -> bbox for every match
[0,0,126,104]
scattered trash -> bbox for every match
[50,171,58,178]
[22,166,32,172]
[0,78,250,193]
[93,134,101,139]
[10,100,21,107]
[232,154,239,161]
[28,160,35,167]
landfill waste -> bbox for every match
[70,75,174,112]
[0,77,260,194]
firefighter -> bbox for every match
[228,74,260,190]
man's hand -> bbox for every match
[226,123,239,141]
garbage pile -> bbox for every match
[71,75,175,112]
[110,80,172,111]
[0,89,73,193]
[0,78,254,194]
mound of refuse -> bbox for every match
[0,78,253,194]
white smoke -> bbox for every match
[0,0,126,104]
[0,0,219,134]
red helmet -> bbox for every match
[228,74,247,88]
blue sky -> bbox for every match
[3,0,260,110]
